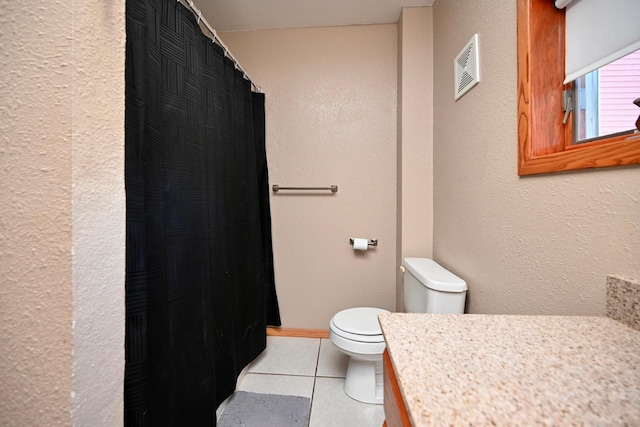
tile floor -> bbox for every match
[232,336,385,427]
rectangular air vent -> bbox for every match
[454,34,480,100]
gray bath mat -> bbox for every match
[218,391,311,427]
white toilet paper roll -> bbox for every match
[352,238,369,251]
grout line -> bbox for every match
[314,338,321,377]
[308,338,322,427]
[246,371,316,378]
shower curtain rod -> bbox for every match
[177,0,262,93]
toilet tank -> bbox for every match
[403,258,467,314]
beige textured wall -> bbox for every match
[0,0,74,425]
[71,0,125,425]
[396,8,434,311]
[221,25,398,328]
[0,0,125,425]
[432,0,640,315]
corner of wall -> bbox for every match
[396,11,405,311]
[396,7,435,311]
[71,0,126,425]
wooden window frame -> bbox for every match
[517,0,640,175]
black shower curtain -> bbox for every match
[125,0,281,425]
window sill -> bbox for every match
[518,135,640,175]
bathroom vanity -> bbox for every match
[379,276,640,426]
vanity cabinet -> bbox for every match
[382,349,411,427]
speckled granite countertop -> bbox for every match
[379,313,640,426]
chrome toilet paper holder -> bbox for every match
[349,238,378,247]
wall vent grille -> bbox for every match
[454,34,480,100]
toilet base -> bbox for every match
[343,356,384,405]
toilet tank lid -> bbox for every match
[403,258,467,292]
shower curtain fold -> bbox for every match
[124,0,281,425]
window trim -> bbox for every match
[517,0,640,176]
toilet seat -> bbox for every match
[330,307,388,343]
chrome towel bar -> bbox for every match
[272,185,338,193]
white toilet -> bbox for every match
[329,257,468,404]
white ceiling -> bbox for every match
[193,0,437,32]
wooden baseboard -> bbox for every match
[266,327,329,339]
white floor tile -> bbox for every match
[316,338,349,378]
[309,377,385,427]
[237,373,315,399]
[247,336,320,376]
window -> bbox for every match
[574,49,640,144]
[517,0,640,175]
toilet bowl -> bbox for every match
[329,307,389,404]
[329,258,467,405]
